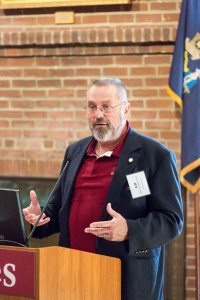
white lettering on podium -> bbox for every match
[3,264,16,287]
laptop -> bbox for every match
[0,188,27,247]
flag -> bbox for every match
[167,0,200,193]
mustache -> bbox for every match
[92,118,109,126]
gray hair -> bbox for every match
[87,78,128,104]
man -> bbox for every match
[23,78,183,300]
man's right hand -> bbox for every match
[22,190,50,226]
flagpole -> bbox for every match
[195,190,200,300]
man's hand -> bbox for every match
[22,190,50,226]
[84,203,128,241]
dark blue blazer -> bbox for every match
[34,128,183,300]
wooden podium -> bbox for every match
[0,246,121,300]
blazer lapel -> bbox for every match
[61,137,92,211]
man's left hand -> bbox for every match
[84,203,128,241]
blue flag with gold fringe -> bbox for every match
[167,0,200,193]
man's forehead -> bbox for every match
[87,85,119,100]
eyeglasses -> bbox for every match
[84,102,125,114]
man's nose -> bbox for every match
[94,106,104,117]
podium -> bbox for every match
[0,246,121,300]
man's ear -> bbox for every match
[124,102,130,118]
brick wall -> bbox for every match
[0,0,198,299]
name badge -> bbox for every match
[126,171,151,199]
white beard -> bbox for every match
[90,114,125,142]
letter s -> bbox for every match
[3,264,16,287]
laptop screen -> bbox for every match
[0,188,27,247]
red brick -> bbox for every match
[89,57,114,65]
[11,101,34,108]
[130,67,156,76]
[4,160,20,176]
[8,58,34,67]
[146,100,173,109]
[103,67,128,76]
[109,14,133,23]
[24,111,47,118]
[24,69,48,77]
[150,2,177,11]
[36,57,60,66]
[12,16,37,26]
[145,78,168,87]
[163,13,179,22]
[48,111,73,119]
[160,131,180,140]
[0,101,9,108]
[0,129,22,137]
[63,79,87,87]
[12,121,34,128]
[136,13,161,23]
[5,140,15,147]
[48,90,75,98]
[131,89,157,97]
[82,15,107,24]
[43,140,54,148]
[37,79,61,87]
[0,80,10,88]
[0,90,21,98]
[0,69,22,77]
[116,56,143,65]
[133,3,148,11]
[145,121,172,130]
[0,111,23,118]
[48,69,74,77]
[0,120,9,127]
[37,16,54,25]
[23,130,47,138]
[130,111,157,119]
[75,68,101,77]
[144,56,171,64]
[22,90,46,98]
[12,80,36,88]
